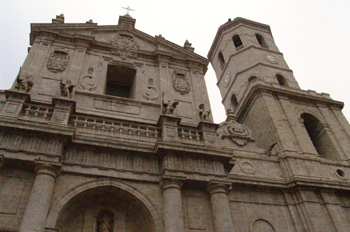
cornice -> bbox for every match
[29,24,209,69]
[236,81,344,121]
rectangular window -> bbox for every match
[105,65,136,98]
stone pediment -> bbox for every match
[30,20,208,66]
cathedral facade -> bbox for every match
[0,14,349,232]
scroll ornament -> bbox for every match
[216,119,252,146]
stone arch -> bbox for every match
[300,112,338,159]
[46,178,162,232]
[251,219,275,232]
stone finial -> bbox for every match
[184,40,195,52]
[52,14,64,24]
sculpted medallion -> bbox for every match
[110,33,139,58]
[47,48,70,73]
[78,67,98,92]
[172,69,190,95]
[142,78,159,101]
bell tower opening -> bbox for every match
[301,113,338,160]
[255,34,269,49]
[218,51,226,70]
[232,35,244,51]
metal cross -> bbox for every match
[122,6,135,16]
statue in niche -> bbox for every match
[98,214,112,232]
[96,210,114,232]
[162,92,179,115]
[15,68,34,93]
[60,80,74,99]
[78,67,98,92]
[199,104,211,122]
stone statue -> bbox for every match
[60,80,75,99]
[199,104,211,121]
[15,70,34,93]
[98,214,111,232]
[162,92,179,115]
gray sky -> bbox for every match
[1,0,350,123]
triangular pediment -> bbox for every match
[30,21,208,65]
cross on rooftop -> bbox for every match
[122,6,135,16]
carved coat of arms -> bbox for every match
[47,49,70,73]
[172,69,190,95]
[110,33,139,58]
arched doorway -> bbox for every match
[47,179,161,232]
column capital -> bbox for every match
[160,178,184,191]
[34,160,61,178]
[207,182,231,196]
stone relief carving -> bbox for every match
[162,92,179,115]
[172,69,190,95]
[110,33,139,58]
[216,119,252,146]
[199,104,211,122]
[78,67,99,92]
[142,78,159,101]
[60,80,75,99]
[15,69,34,93]
[47,48,70,73]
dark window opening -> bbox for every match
[105,65,136,98]
[218,51,226,70]
[231,94,238,112]
[248,76,257,82]
[276,74,288,86]
[232,35,244,51]
[301,113,338,160]
[255,34,269,49]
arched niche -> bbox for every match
[46,179,162,232]
[301,113,339,160]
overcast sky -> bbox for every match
[1,0,350,123]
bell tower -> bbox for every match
[208,17,350,162]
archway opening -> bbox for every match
[56,186,156,232]
[301,113,338,160]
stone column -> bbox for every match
[160,179,184,232]
[207,183,235,232]
[19,161,60,232]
